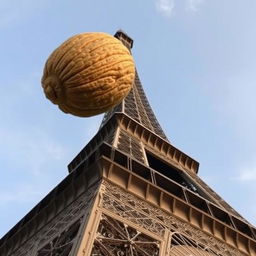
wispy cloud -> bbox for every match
[235,165,256,182]
[186,0,205,12]
[155,0,175,17]
[155,0,206,17]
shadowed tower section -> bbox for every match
[0,31,256,256]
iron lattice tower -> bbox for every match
[1,31,256,256]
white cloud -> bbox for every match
[155,0,175,17]
[186,0,205,12]
[235,166,256,182]
[155,0,206,17]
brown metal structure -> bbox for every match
[0,31,256,256]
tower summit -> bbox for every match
[1,31,256,256]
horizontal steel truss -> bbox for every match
[78,181,251,256]
[98,156,256,255]
[68,113,199,174]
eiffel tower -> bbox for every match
[1,31,256,256]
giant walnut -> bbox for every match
[41,32,135,117]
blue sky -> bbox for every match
[1,0,256,237]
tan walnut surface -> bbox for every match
[41,32,135,117]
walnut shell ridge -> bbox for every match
[41,32,135,117]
